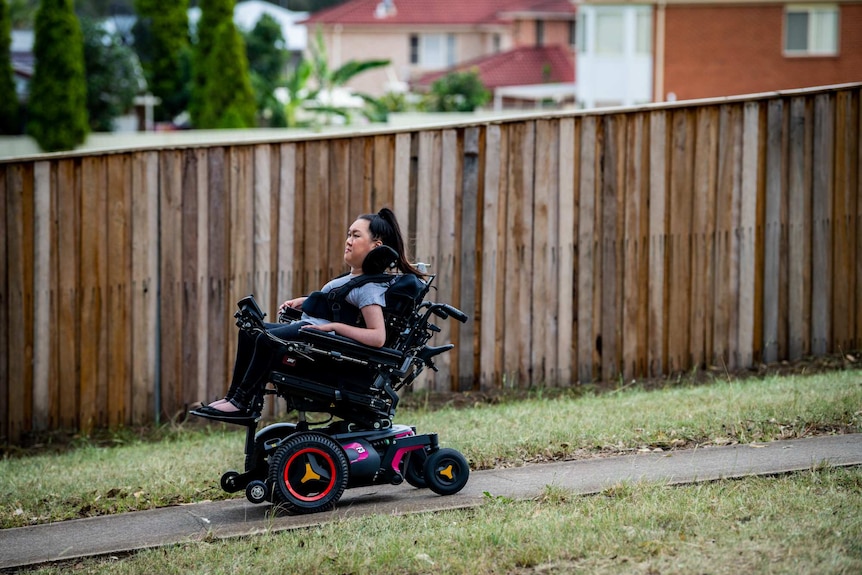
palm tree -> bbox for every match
[304,26,390,126]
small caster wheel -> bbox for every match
[424,448,469,496]
[246,480,270,504]
[220,470,242,493]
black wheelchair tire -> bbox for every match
[268,432,349,514]
[220,470,242,493]
[423,448,470,496]
[402,451,428,489]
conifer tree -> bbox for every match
[0,0,20,134]
[190,0,256,129]
[26,0,88,151]
[133,0,190,122]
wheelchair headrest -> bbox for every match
[363,245,399,275]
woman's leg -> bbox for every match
[211,322,306,413]
[208,329,258,407]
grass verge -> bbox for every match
[1,370,860,531]
[18,467,862,575]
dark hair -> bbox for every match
[359,208,423,276]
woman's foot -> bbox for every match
[208,400,243,413]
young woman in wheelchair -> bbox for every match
[195,208,423,421]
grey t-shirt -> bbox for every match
[301,274,390,326]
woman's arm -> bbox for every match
[301,304,387,348]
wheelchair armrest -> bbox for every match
[297,329,404,367]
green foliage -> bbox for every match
[26,0,89,151]
[0,0,20,134]
[243,13,288,127]
[427,69,490,112]
[133,0,190,122]
[8,0,36,28]
[80,18,141,132]
[190,0,256,129]
[304,25,390,126]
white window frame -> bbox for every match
[784,5,839,56]
[410,33,456,68]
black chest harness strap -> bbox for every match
[301,274,393,325]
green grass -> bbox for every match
[19,468,862,575]
[1,370,860,530]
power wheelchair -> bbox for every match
[190,247,470,514]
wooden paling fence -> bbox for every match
[1,83,860,445]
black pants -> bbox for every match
[225,321,309,409]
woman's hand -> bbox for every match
[279,297,306,312]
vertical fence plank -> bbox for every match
[857,88,862,352]
[479,125,502,388]
[648,111,668,377]
[0,164,7,441]
[623,113,649,379]
[80,157,107,430]
[328,139,350,279]
[277,143,297,305]
[691,108,718,370]
[533,120,556,386]
[131,152,157,424]
[668,109,694,372]
[578,116,598,382]
[436,129,458,389]
[600,115,623,381]
[207,148,231,403]
[56,159,79,428]
[193,149,210,407]
[4,164,34,442]
[373,135,394,209]
[763,100,785,363]
[415,130,441,390]
[811,94,834,355]
[393,132,412,239]
[33,161,50,429]
[180,150,200,412]
[254,144,273,315]
[504,122,535,387]
[715,104,744,369]
[107,154,132,426]
[458,127,480,391]
[159,151,183,419]
[787,97,812,360]
[737,101,762,368]
[832,90,857,353]
[558,117,576,386]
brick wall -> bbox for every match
[662,4,862,100]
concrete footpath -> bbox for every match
[2,434,861,570]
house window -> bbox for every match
[784,5,839,55]
[409,34,419,64]
[595,11,624,55]
[569,20,576,49]
[536,20,545,46]
[635,9,651,54]
[409,33,456,68]
[493,33,501,53]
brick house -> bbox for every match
[302,0,577,109]
[577,0,862,107]
[659,0,862,102]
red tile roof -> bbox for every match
[303,0,574,26]
[412,45,575,90]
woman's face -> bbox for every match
[344,218,381,272]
